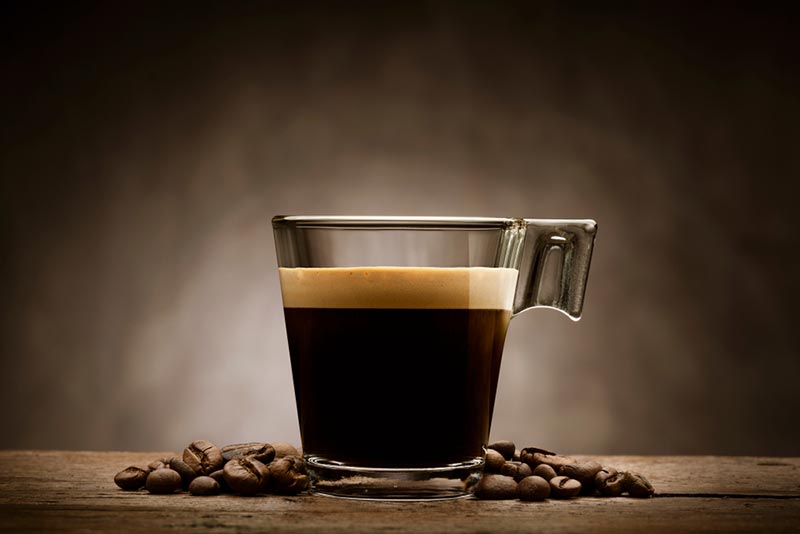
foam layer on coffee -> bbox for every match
[279,267,518,310]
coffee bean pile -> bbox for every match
[114,440,308,496]
[473,440,655,501]
[114,438,653,501]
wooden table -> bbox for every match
[0,451,798,532]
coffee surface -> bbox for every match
[280,267,517,468]
[279,267,518,310]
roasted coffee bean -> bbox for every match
[596,469,624,497]
[269,456,309,495]
[221,443,276,464]
[623,471,655,498]
[513,450,521,462]
[518,446,556,466]
[536,453,577,469]
[223,457,270,495]
[473,474,518,500]
[183,440,224,475]
[145,468,182,494]
[148,459,168,471]
[221,442,260,461]
[114,466,149,490]
[532,464,557,481]
[518,475,551,501]
[488,440,516,461]
[271,442,301,459]
[484,449,505,473]
[549,476,582,499]
[209,469,229,492]
[594,467,623,497]
[559,461,603,492]
[594,466,617,484]
[247,443,276,464]
[167,457,198,489]
[522,450,577,469]
[500,461,532,482]
[284,455,306,473]
[188,476,220,496]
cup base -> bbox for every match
[305,456,483,500]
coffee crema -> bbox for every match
[279,266,518,310]
[280,267,517,468]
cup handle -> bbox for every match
[512,219,597,320]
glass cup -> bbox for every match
[273,216,596,499]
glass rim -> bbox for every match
[272,215,596,231]
[272,215,521,229]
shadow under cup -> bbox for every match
[272,216,596,500]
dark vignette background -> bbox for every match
[1,1,798,455]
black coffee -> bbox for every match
[284,307,510,467]
[280,266,516,468]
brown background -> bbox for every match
[1,1,798,455]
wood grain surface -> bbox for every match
[0,451,798,533]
